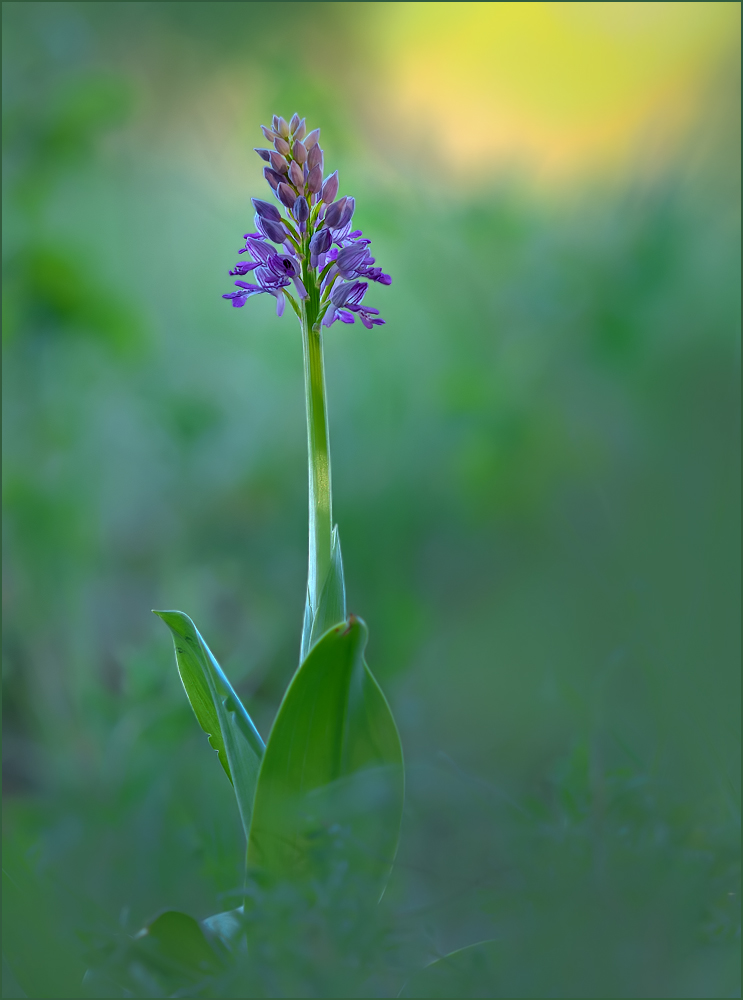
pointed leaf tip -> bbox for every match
[248,614,403,894]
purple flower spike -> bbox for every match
[294,196,309,224]
[261,218,288,244]
[289,160,304,189]
[277,182,297,209]
[321,170,339,204]
[306,164,323,195]
[252,198,282,222]
[269,151,289,174]
[224,114,390,328]
[307,144,323,172]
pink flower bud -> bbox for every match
[277,182,297,208]
[269,151,289,174]
[292,140,307,165]
[274,136,291,157]
[289,160,304,188]
[321,170,339,204]
[306,164,323,194]
[304,128,320,150]
[307,143,323,172]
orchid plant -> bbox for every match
[86,114,493,998]
[157,112,402,887]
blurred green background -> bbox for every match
[2,2,740,997]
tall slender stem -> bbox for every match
[301,300,333,617]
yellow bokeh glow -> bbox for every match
[375,1,739,182]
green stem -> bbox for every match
[301,290,333,618]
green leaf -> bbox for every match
[248,615,404,892]
[133,911,223,978]
[84,910,226,998]
[301,524,346,662]
[397,941,502,998]
[153,610,264,837]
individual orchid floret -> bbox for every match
[321,280,384,330]
[223,113,390,330]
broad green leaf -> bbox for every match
[133,911,223,978]
[300,523,346,662]
[397,941,502,998]
[248,615,404,892]
[153,610,264,836]
[84,910,226,997]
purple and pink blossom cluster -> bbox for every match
[223,113,390,329]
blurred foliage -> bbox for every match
[2,2,740,997]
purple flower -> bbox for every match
[307,143,323,173]
[229,261,259,276]
[263,167,283,191]
[277,182,297,209]
[306,164,323,195]
[252,198,281,223]
[322,280,384,329]
[323,197,347,230]
[257,216,289,244]
[321,170,339,204]
[309,227,332,267]
[294,196,309,225]
[335,242,391,285]
[224,114,390,329]
[288,160,304,189]
[274,135,291,157]
[269,151,289,174]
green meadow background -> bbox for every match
[2,3,740,997]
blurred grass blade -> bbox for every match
[300,524,346,662]
[153,610,264,836]
[249,615,404,892]
[398,941,502,998]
